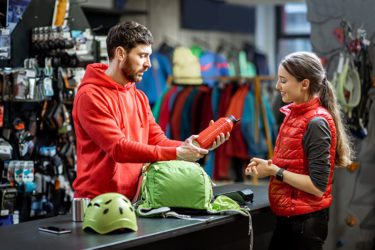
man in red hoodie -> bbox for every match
[72,21,227,200]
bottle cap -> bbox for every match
[228,115,240,124]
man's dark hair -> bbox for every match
[106,20,153,60]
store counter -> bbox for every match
[0,184,275,250]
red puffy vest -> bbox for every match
[269,98,337,216]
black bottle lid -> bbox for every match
[228,115,240,124]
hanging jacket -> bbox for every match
[269,98,337,216]
[136,52,172,105]
[180,87,199,140]
[225,85,250,160]
[72,63,181,200]
[241,90,278,158]
[241,90,267,158]
[191,86,213,135]
[158,85,179,133]
[170,87,193,140]
[214,84,236,179]
[199,51,229,87]
[151,87,168,122]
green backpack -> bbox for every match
[135,160,253,249]
[135,160,250,217]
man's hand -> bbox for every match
[207,120,230,151]
[245,158,279,178]
[177,135,209,162]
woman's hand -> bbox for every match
[246,158,325,197]
[245,158,279,178]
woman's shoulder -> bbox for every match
[308,116,329,129]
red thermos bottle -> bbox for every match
[194,115,240,149]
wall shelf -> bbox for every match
[81,6,148,35]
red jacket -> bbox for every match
[269,98,337,216]
[72,63,181,200]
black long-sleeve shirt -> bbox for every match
[302,117,331,192]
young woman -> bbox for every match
[246,52,352,250]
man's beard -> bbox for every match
[122,59,142,83]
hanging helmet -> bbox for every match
[83,193,138,234]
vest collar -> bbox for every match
[280,97,320,116]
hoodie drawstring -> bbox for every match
[134,90,144,128]
[115,84,144,129]
[115,84,125,129]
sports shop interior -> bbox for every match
[0,0,374,250]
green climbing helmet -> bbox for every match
[83,193,138,234]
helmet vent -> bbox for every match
[119,207,123,214]
[123,199,129,204]
[103,208,109,214]
[129,207,134,212]
[105,199,112,205]
[94,203,100,207]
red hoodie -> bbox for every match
[72,63,182,200]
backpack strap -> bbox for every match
[132,163,152,204]
[137,206,171,217]
[132,172,144,204]
[164,211,214,222]
[137,205,212,222]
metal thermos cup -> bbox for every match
[72,198,90,222]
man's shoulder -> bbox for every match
[77,83,108,95]
[75,84,113,104]
[134,87,149,101]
